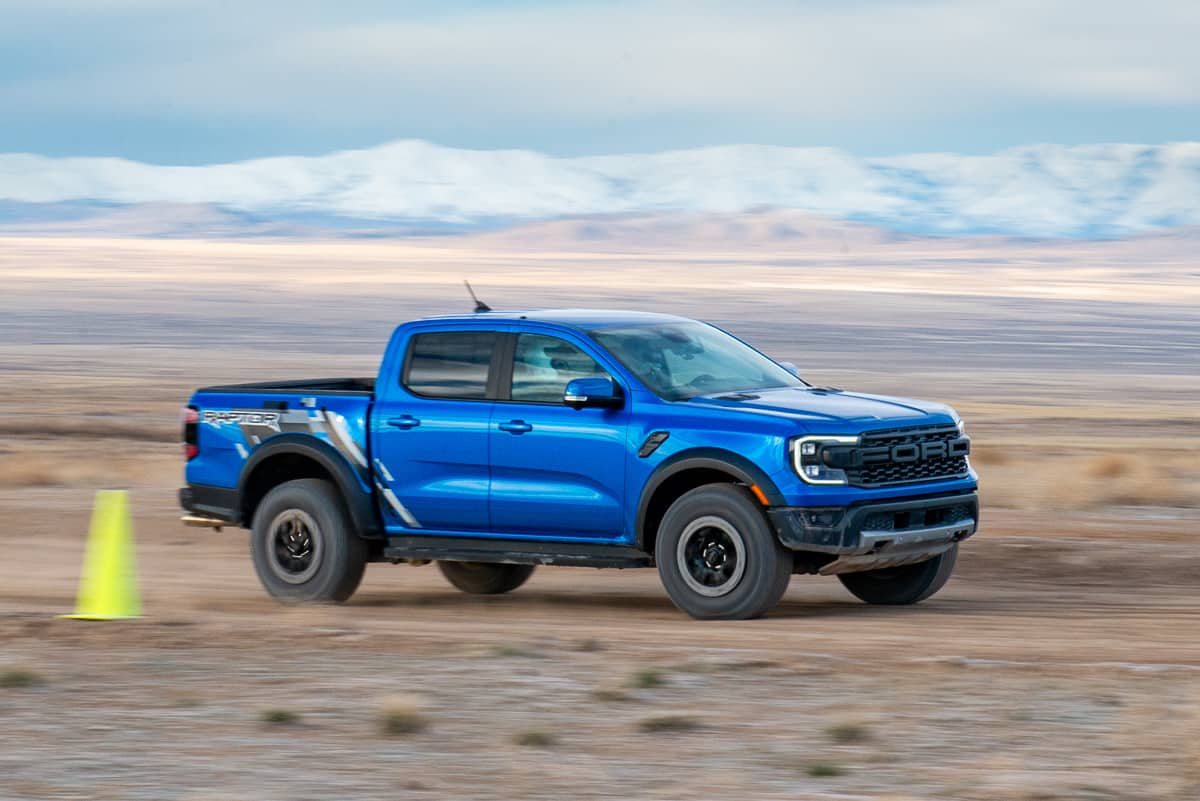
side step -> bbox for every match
[383,536,653,569]
[180,514,226,531]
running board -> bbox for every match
[383,536,652,569]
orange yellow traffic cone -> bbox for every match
[61,490,142,620]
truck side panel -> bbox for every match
[186,391,374,494]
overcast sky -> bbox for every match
[1,0,1196,164]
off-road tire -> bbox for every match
[837,545,958,605]
[655,484,792,620]
[437,561,536,595]
[250,478,367,603]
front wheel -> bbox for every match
[437,561,536,595]
[655,484,792,620]
[837,545,958,605]
[250,478,367,603]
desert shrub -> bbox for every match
[380,695,429,735]
[0,669,41,689]
[260,709,299,725]
[806,762,845,778]
[491,644,541,658]
[1086,453,1135,479]
[513,730,558,748]
[638,715,700,733]
[630,668,666,689]
[825,722,870,744]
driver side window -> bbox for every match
[510,334,607,403]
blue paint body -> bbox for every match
[185,310,977,546]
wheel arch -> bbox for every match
[635,448,784,554]
[238,435,382,538]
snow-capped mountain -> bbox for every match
[2,140,1198,238]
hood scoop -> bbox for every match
[714,392,761,401]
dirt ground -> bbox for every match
[0,234,1197,800]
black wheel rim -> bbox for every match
[676,515,746,597]
[267,509,323,584]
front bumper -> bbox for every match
[767,491,978,575]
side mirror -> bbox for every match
[563,376,623,410]
[780,361,801,378]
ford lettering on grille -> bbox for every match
[858,436,971,465]
[836,425,972,488]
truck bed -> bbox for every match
[198,377,375,396]
[186,378,375,496]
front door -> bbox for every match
[489,332,629,539]
[372,329,499,532]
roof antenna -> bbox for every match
[463,280,492,313]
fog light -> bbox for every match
[804,509,845,527]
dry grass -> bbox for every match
[592,686,632,703]
[1175,691,1200,788]
[978,451,1196,511]
[380,694,429,736]
[0,419,175,442]
[0,453,160,488]
[592,681,638,700]
[967,443,1010,466]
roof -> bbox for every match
[415,308,695,330]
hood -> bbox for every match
[686,386,958,432]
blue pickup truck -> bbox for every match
[180,309,977,619]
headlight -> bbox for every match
[956,418,966,435]
[790,435,860,485]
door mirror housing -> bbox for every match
[563,376,623,410]
[780,361,801,378]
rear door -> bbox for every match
[371,328,500,532]
[488,330,630,540]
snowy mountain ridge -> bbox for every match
[2,140,1198,238]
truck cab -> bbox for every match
[181,310,978,619]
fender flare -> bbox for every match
[238,434,382,538]
[635,448,785,550]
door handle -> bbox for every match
[386,415,421,429]
[498,420,533,434]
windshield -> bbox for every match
[590,321,805,401]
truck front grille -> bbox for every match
[845,424,971,488]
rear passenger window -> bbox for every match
[511,333,607,403]
[404,331,497,399]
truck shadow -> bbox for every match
[350,590,1052,620]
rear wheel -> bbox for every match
[437,561,536,595]
[250,478,367,603]
[837,545,958,605]
[655,484,791,620]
